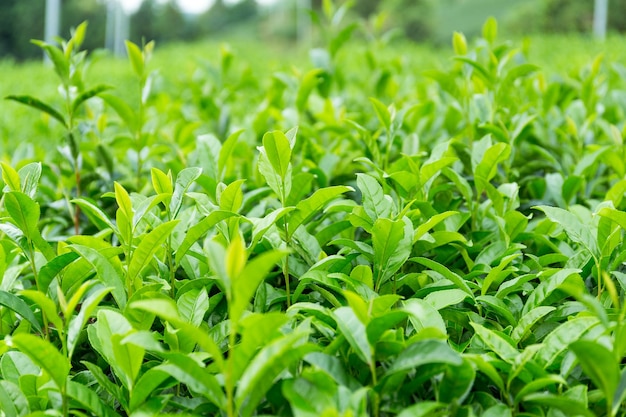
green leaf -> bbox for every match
[219,179,245,213]
[288,185,353,235]
[258,148,291,203]
[177,288,209,327]
[367,310,409,345]
[170,167,202,218]
[454,57,493,84]
[132,193,170,229]
[297,69,323,112]
[5,95,67,128]
[71,84,113,113]
[151,168,173,196]
[157,352,226,408]
[513,375,567,405]
[414,211,458,241]
[66,380,119,417]
[71,198,117,232]
[333,306,372,366]
[71,21,88,48]
[101,93,138,133]
[218,129,243,180]
[385,339,462,378]
[129,298,224,371]
[475,295,516,326]
[175,211,237,264]
[369,97,391,132]
[251,207,294,248]
[452,31,467,55]
[410,257,474,299]
[0,381,28,417]
[3,191,54,260]
[129,367,170,411]
[38,252,80,294]
[464,354,505,393]
[235,331,315,417]
[536,316,600,367]
[522,393,595,417]
[521,268,581,316]
[231,249,288,325]
[21,290,64,340]
[474,142,510,194]
[356,173,392,221]
[262,130,292,179]
[114,181,133,221]
[32,40,69,84]
[1,162,20,192]
[570,340,619,404]
[510,306,555,343]
[372,217,413,289]
[111,333,144,390]
[482,16,498,43]
[9,333,69,390]
[471,322,518,363]
[613,367,626,416]
[481,253,520,295]
[420,157,457,190]
[18,162,42,198]
[125,40,144,77]
[535,206,598,256]
[70,245,127,308]
[438,358,475,403]
[4,191,39,241]
[90,309,138,390]
[397,402,448,417]
[82,361,127,410]
[128,220,179,281]
[67,285,112,360]
[0,291,42,333]
[424,288,469,310]
[598,206,626,232]
[403,298,446,336]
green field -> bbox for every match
[2,12,626,416]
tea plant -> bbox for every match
[2,7,626,417]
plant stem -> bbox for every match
[28,242,49,340]
[226,323,236,417]
[73,157,81,235]
[282,217,291,307]
[168,237,176,298]
[370,359,379,417]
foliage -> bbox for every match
[507,0,626,35]
[3,9,626,417]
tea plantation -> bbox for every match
[1,10,626,417]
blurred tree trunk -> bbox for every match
[593,0,608,39]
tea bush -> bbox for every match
[1,9,626,417]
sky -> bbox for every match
[119,0,279,14]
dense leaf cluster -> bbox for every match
[2,9,626,417]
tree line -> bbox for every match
[2,0,626,61]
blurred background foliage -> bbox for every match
[1,0,626,61]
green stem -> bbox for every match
[28,242,49,340]
[282,217,291,308]
[226,323,236,417]
[595,257,603,299]
[383,128,393,170]
[62,388,68,417]
[168,238,176,298]
[136,76,145,191]
[126,231,134,298]
[73,156,81,235]
[370,358,379,417]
